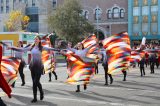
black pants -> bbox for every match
[140,67,145,76]
[95,63,99,74]
[30,70,43,99]
[122,71,127,81]
[150,64,155,73]
[49,71,57,81]
[76,84,87,91]
[12,60,25,87]
[103,66,113,84]
[0,97,6,106]
[19,61,25,84]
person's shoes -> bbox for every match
[84,85,87,90]
[104,83,108,86]
[31,99,37,103]
[40,93,44,100]
[123,79,126,81]
[55,76,58,80]
[21,82,25,86]
[75,90,80,92]
[49,79,51,82]
[110,78,113,84]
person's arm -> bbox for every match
[9,46,31,52]
[67,47,77,53]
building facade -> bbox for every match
[0,0,128,39]
[0,0,58,33]
[79,0,128,40]
[128,0,160,45]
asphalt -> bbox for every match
[0,63,160,106]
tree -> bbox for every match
[5,10,30,32]
[47,0,94,44]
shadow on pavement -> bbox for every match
[5,94,57,106]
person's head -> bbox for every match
[32,35,42,51]
[68,42,72,48]
[17,41,23,47]
[34,35,41,45]
[77,42,84,50]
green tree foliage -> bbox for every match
[48,0,94,44]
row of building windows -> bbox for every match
[133,23,158,36]
[82,6,125,20]
[134,0,158,7]
[0,0,57,13]
[133,15,157,23]
[133,5,158,16]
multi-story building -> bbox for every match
[128,0,160,45]
[79,0,128,40]
[0,0,128,40]
[0,0,57,33]
[0,0,26,31]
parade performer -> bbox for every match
[41,34,57,82]
[8,35,59,103]
[61,42,96,92]
[101,48,113,85]
[0,44,12,106]
[12,41,26,87]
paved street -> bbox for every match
[1,63,160,106]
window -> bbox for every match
[1,0,3,3]
[0,6,3,13]
[6,0,9,13]
[151,0,158,5]
[142,23,148,35]
[120,9,125,18]
[143,0,148,6]
[13,0,16,10]
[134,0,138,7]
[28,14,38,22]
[95,7,102,20]
[82,10,89,20]
[112,7,119,18]
[133,7,140,16]
[142,6,149,15]
[6,6,9,13]
[107,9,112,19]
[32,0,35,6]
[151,15,157,22]
[151,23,158,34]
[151,6,158,14]
[133,24,140,35]
[52,0,57,8]
[142,16,148,23]
[133,16,139,23]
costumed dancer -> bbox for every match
[101,48,113,85]
[8,35,58,103]
[0,44,12,106]
[12,41,26,87]
[61,42,95,92]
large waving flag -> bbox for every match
[130,50,145,64]
[1,56,21,85]
[41,37,56,74]
[64,34,98,85]
[81,34,99,60]
[65,53,95,85]
[103,32,131,74]
[0,46,12,98]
